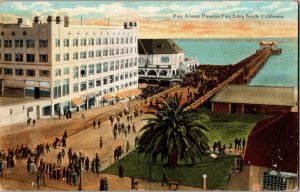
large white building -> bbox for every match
[138,39,198,86]
[0,16,139,120]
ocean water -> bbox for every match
[175,38,298,88]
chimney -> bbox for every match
[124,22,128,29]
[64,16,69,27]
[47,16,54,23]
[34,16,40,24]
[56,16,61,24]
[17,18,22,24]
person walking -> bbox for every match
[99,137,103,149]
[85,157,90,171]
[62,148,65,159]
[161,170,169,186]
[93,120,96,129]
[46,143,50,154]
[95,154,100,174]
[57,152,62,164]
[118,164,124,178]
[242,138,246,150]
[126,140,130,153]
[98,119,101,129]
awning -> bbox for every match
[116,92,127,99]
[102,94,113,101]
[71,97,85,106]
[138,83,147,89]
[129,88,142,96]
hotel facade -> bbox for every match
[0,16,139,121]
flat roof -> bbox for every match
[211,85,295,106]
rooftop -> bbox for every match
[211,85,295,106]
[138,39,183,54]
[244,112,298,173]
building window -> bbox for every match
[109,49,114,56]
[125,48,128,54]
[103,62,108,72]
[39,40,48,48]
[64,67,69,75]
[55,69,61,76]
[55,54,60,62]
[120,37,124,44]
[115,38,119,44]
[130,37,133,43]
[89,64,94,75]
[263,172,287,191]
[96,50,101,57]
[134,58,137,66]
[63,39,69,47]
[120,60,124,69]
[109,61,114,71]
[15,69,23,76]
[15,40,23,47]
[125,37,128,44]
[73,66,78,79]
[96,79,101,86]
[26,54,35,62]
[15,54,23,62]
[125,72,128,79]
[26,69,35,77]
[26,40,34,48]
[80,51,86,59]
[125,59,129,68]
[80,65,86,77]
[80,81,87,91]
[130,58,133,67]
[103,49,108,56]
[88,51,94,58]
[73,38,78,46]
[96,38,101,45]
[63,53,69,61]
[115,75,119,82]
[96,63,101,74]
[62,79,69,96]
[116,48,119,55]
[109,75,114,83]
[39,54,48,62]
[120,74,124,80]
[73,83,78,93]
[73,52,78,60]
[103,77,108,85]
[88,38,94,45]
[80,38,86,46]
[161,56,170,63]
[53,80,61,99]
[120,48,124,54]
[109,38,114,45]
[55,39,60,47]
[115,61,119,70]
[4,53,12,61]
[4,68,13,75]
[103,38,108,45]
[88,80,94,89]
[40,70,50,77]
[4,40,12,47]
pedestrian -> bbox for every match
[118,164,124,178]
[0,159,4,175]
[242,138,246,150]
[161,170,169,186]
[93,120,96,129]
[46,143,50,154]
[81,113,85,119]
[33,119,36,126]
[234,137,238,149]
[95,154,100,174]
[57,152,62,164]
[62,148,65,159]
[72,171,78,185]
[91,158,95,173]
[36,171,41,189]
[42,170,46,187]
[132,123,136,133]
[27,118,31,126]
[98,119,101,129]
[213,141,217,153]
[100,137,103,149]
[126,140,130,153]
[85,157,90,171]
[222,144,226,154]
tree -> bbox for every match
[138,94,209,168]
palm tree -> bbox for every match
[138,94,209,168]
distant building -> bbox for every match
[211,85,295,114]
[259,41,278,50]
[138,39,198,86]
[243,112,298,191]
[0,16,139,121]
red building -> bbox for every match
[243,112,298,191]
[211,85,295,115]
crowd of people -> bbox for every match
[140,86,167,99]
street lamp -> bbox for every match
[202,174,207,190]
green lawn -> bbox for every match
[102,150,236,189]
[103,112,267,189]
[198,111,268,146]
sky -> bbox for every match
[0,1,298,38]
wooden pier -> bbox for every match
[185,47,273,110]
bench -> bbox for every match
[168,180,179,190]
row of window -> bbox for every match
[53,79,137,99]
[55,37,136,48]
[55,59,138,78]
[0,68,50,77]
[1,53,48,62]
[0,40,47,48]
[55,47,137,62]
